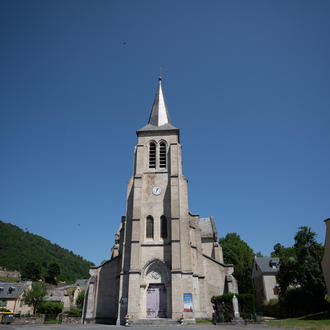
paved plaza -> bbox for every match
[0,324,286,330]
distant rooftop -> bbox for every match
[254,257,280,274]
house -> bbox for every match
[0,281,33,314]
[321,218,330,297]
[252,257,279,307]
[44,280,88,310]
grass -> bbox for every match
[0,276,20,283]
[267,311,330,329]
[195,318,213,323]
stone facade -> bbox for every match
[44,280,87,311]
[82,78,237,325]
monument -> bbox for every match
[82,77,238,325]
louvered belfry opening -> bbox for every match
[146,216,154,238]
[149,142,156,168]
[159,142,166,168]
[160,215,167,239]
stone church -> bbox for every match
[82,78,238,325]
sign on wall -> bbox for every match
[183,293,193,312]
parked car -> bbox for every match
[0,312,14,324]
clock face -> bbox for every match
[152,186,161,195]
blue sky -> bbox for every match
[1,0,329,265]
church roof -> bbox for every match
[137,77,179,133]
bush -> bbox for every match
[64,307,82,316]
[76,290,85,308]
[0,307,10,312]
[260,299,280,318]
[279,288,329,318]
[211,293,255,322]
[36,302,63,315]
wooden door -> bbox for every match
[146,284,166,318]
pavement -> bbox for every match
[0,324,286,330]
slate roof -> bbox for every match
[44,287,64,302]
[44,280,88,302]
[137,77,179,133]
[0,281,31,299]
[75,279,88,290]
[255,257,280,274]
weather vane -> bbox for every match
[159,66,163,80]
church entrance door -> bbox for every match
[146,284,166,318]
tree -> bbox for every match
[271,243,295,259]
[274,226,327,314]
[219,233,255,293]
[293,227,325,296]
[23,282,47,314]
[76,290,85,308]
[45,262,60,284]
[21,262,41,281]
[37,301,63,315]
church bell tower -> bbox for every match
[118,76,194,322]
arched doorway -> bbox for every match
[143,259,170,318]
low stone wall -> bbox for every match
[12,315,45,325]
[61,314,81,324]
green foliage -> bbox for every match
[211,293,255,321]
[23,282,47,314]
[76,290,85,308]
[260,299,280,318]
[44,314,60,324]
[279,288,328,318]
[272,226,327,317]
[21,262,41,281]
[0,307,10,312]
[45,262,60,284]
[0,220,94,283]
[64,307,82,316]
[36,301,63,315]
[271,243,296,259]
[219,233,255,293]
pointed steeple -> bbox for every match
[148,77,172,126]
[137,77,178,133]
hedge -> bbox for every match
[36,302,63,315]
[211,293,255,321]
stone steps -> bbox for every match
[127,318,180,326]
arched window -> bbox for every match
[146,216,154,238]
[149,142,156,168]
[159,142,166,168]
[160,215,167,239]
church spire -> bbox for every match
[148,76,172,127]
[137,77,178,133]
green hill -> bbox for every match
[0,220,94,283]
